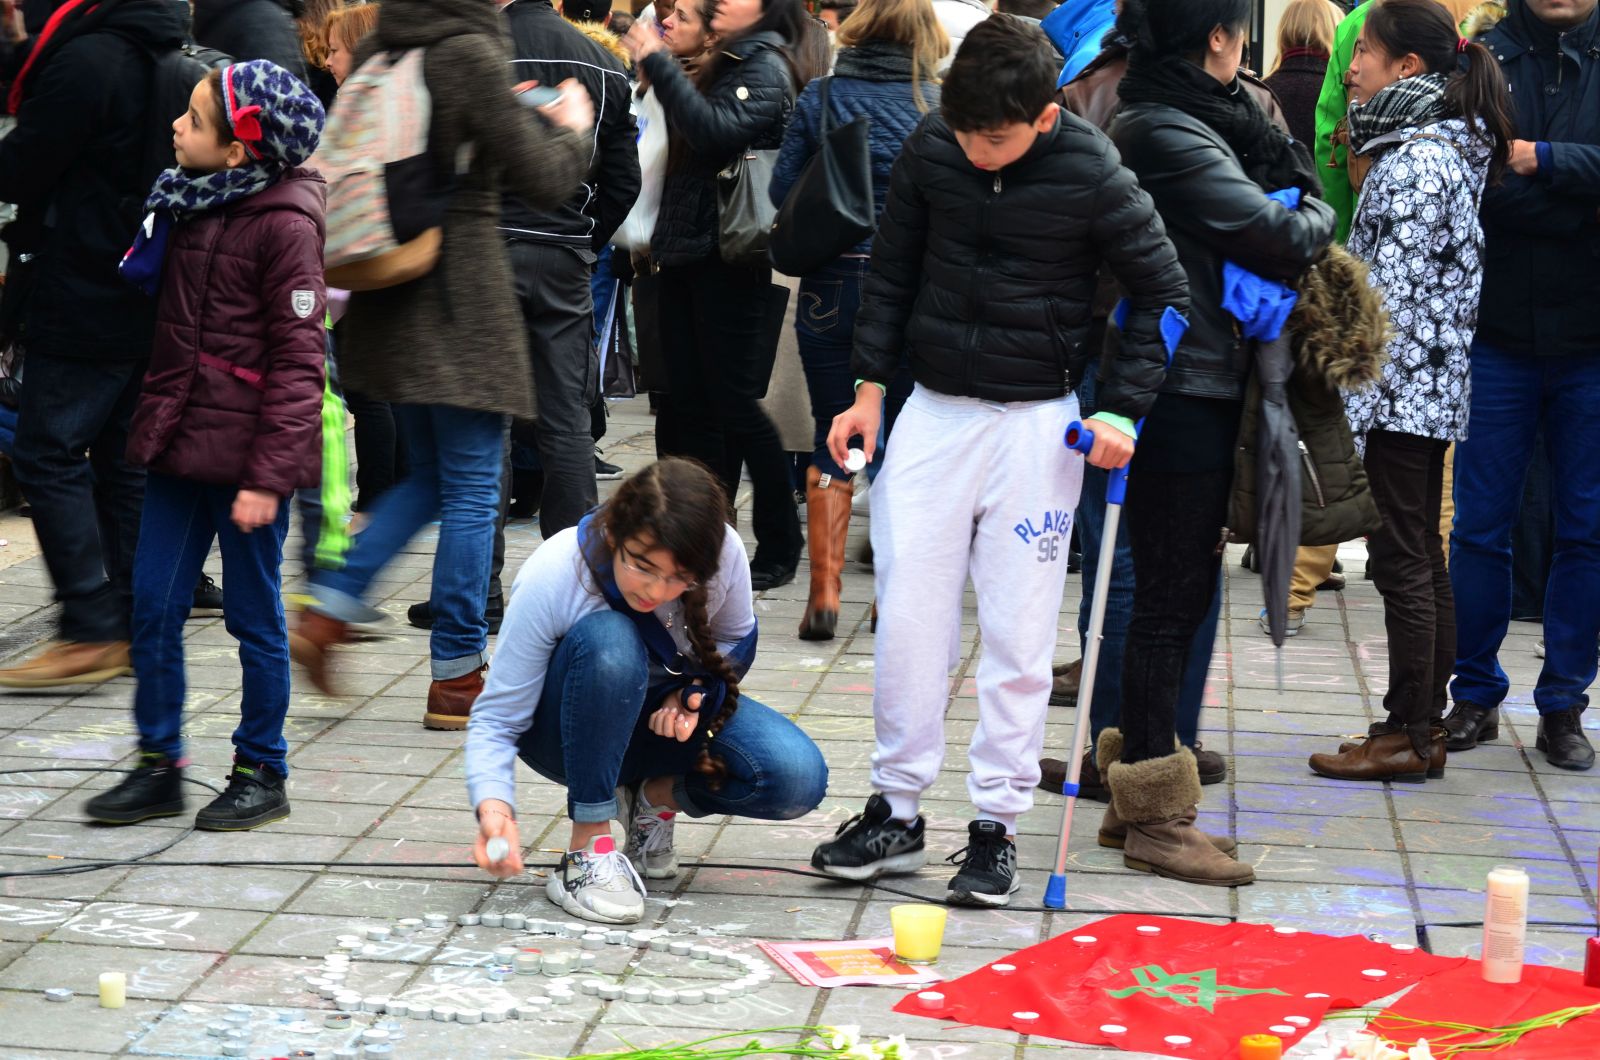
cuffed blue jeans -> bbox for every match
[311,403,505,680]
[516,611,829,823]
[131,473,291,773]
[1450,341,1600,716]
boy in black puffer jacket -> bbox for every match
[810,15,1189,908]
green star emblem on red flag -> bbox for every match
[1106,964,1292,1013]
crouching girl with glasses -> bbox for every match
[465,458,829,923]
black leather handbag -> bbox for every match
[768,77,875,277]
[717,146,780,269]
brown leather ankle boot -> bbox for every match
[1336,724,1446,777]
[288,612,349,696]
[1106,739,1254,888]
[425,666,487,730]
[1309,729,1443,783]
[1093,729,1237,855]
[798,466,853,641]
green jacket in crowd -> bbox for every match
[1313,2,1371,243]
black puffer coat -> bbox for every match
[1109,102,1335,406]
[641,30,794,267]
[852,110,1188,411]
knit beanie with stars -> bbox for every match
[219,59,326,169]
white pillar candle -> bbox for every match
[1482,865,1530,983]
[98,972,126,1009]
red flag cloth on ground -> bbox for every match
[894,914,1467,1060]
[1370,961,1600,1058]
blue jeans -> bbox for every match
[516,611,828,824]
[312,404,505,680]
[131,473,291,772]
[795,259,913,481]
[1450,342,1600,716]
[12,353,146,642]
[1075,366,1220,753]
[0,403,15,457]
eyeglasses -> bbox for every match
[617,545,698,593]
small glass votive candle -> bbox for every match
[889,903,948,965]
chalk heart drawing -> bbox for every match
[0,899,199,947]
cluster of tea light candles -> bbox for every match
[299,912,777,1020]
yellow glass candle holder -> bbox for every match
[890,903,949,965]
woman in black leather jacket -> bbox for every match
[1093,0,1335,888]
[625,0,809,591]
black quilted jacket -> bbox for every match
[641,31,794,267]
[851,109,1189,412]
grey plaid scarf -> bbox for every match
[1347,73,1450,154]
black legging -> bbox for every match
[1118,394,1241,764]
[654,257,800,564]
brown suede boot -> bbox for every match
[425,666,487,730]
[1093,729,1237,855]
[0,641,131,688]
[1310,729,1443,783]
[288,612,349,696]
[798,466,853,641]
[1106,734,1254,887]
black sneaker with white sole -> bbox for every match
[946,819,1020,907]
[810,793,926,880]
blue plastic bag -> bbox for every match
[1222,188,1301,342]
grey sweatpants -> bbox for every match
[870,385,1084,832]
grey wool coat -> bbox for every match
[337,0,587,419]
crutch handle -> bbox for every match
[1064,422,1095,455]
[1065,421,1131,506]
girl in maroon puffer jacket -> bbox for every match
[86,61,327,832]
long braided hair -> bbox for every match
[586,459,743,788]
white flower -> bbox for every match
[826,1025,862,1051]
[879,1034,908,1058]
[1407,1040,1435,1060]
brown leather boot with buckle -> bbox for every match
[1093,729,1237,855]
[1310,728,1444,783]
[288,612,349,696]
[1104,732,1254,887]
[798,466,853,641]
[425,665,487,730]
[1336,723,1445,777]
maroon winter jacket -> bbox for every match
[128,168,327,497]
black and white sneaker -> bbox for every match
[810,793,926,881]
[946,819,1020,907]
[595,449,624,481]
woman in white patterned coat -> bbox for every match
[1309,0,1515,784]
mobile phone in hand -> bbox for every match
[517,85,563,108]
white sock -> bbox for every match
[884,791,920,824]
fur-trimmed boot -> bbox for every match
[1104,732,1254,887]
[799,466,853,641]
[1094,729,1237,856]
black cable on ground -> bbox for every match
[3,768,1595,928]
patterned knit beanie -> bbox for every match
[219,60,326,168]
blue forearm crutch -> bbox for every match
[1043,304,1186,911]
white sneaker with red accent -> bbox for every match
[545,834,646,924]
[616,783,680,879]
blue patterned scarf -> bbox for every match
[123,61,325,294]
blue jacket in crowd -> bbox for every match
[1041,0,1116,87]
[770,40,941,259]
[1476,0,1600,358]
